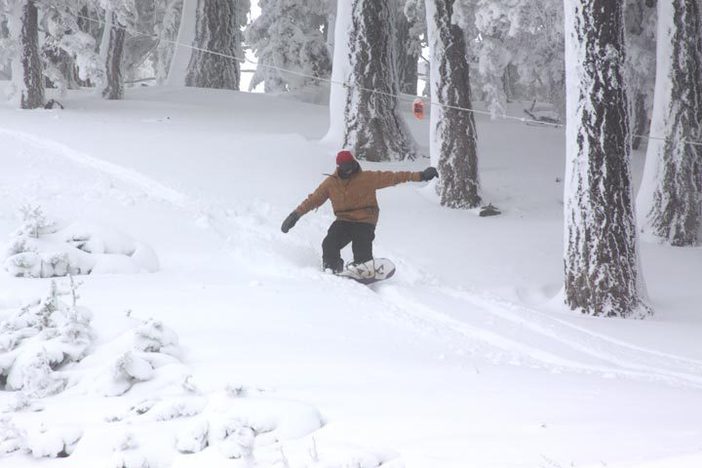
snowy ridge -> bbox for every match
[0,128,188,208]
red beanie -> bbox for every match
[336,150,355,165]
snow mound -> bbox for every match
[3,205,158,278]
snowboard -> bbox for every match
[336,258,396,285]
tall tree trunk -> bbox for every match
[167,0,197,86]
[185,0,241,90]
[631,92,648,150]
[426,0,481,208]
[328,0,416,162]
[502,63,515,103]
[636,0,702,246]
[20,0,44,109]
[563,0,650,318]
[396,6,418,95]
[102,11,126,100]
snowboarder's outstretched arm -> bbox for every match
[281,180,330,233]
[371,167,438,189]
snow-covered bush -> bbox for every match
[176,419,209,454]
[213,418,256,460]
[0,281,93,398]
[102,319,182,396]
[23,423,82,458]
[3,205,159,278]
[0,416,23,456]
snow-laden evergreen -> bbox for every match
[0,280,92,398]
[563,0,649,318]
[325,0,416,161]
[152,0,182,84]
[454,0,565,117]
[636,0,702,246]
[425,0,481,208]
[245,0,331,96]
[185,0,249,90]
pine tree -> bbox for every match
[102,10,126,99]
[185,0,249,90]
[425,0,480,208]
[166,0,196,85]
[625,0,656,151]
[245,0,331,94]
[153,0,182,83]
[122,0,160,83]
[563,0,649,318]
[29,1,105,94]
[327,0,416,162]
[396,0,419,95]
[19,0,44,108]
[455,0,565,118]
[636,0,702,246]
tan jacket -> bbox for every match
[295,169,422,225]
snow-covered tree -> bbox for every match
[625,0,656,150]
[425,0,480,208]
[325,0,416,161]
[20,0,44,108]
[101,12,125,98]
[636,0,702,247]
[563,0,649,318]
[185,0,250,90]
[1,0,46,108]
[153,0,182,83]
[396,0,420,95]
[34,1,104,94]
[0,281,93,398]
[166,0,196,85]
[120,0,159,83]
[454,0,565,118]
[99,1,135,99]
[245,0,331,95]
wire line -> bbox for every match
[74,12,702,148]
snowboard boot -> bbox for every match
[323,257,344,274]
[345,259,376,280]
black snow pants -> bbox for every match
[322,220,375,272]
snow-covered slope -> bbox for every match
[0,86,701,467]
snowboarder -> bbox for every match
[280,150,438,275]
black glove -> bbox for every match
[420,167,439,181]
[281,211,300,233]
